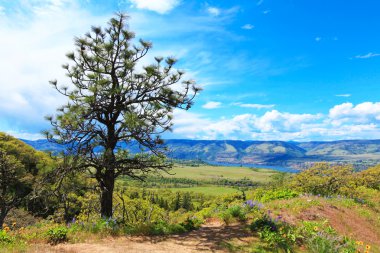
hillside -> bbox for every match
[21,138,380,169]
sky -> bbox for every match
[1,0,380,141]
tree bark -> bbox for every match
[0,207,8,228]
[100,169,115,218]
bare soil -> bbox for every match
[277,197,380,246]
[26,220,253,253]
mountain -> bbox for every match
[20,138,380,169]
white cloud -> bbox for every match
[263,10,270,14]
[171,102,380,141]
[207,7,221,16]
[315,37,321,42]
[128,0,180,14]
[0,0,109,134]
[335,94,351,97]
[328,102,380,126]
[202,101,222,109]
[354,52,380,59]
[241,24,254,30]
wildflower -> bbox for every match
[358,241,364,245]
[313,226,319,232]
[366,245,371,250]
[2,223,7,228]
[4,226,10,232]
[282,234,286,238]
[12,222,16,227]
[356,241,360,245]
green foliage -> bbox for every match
[300,221,356,253]
[219,211,233,225]
[305,232,356,253]
[248,188,299,202]
[0,132,57,224]
[46,12,199,218]
[47,226,68,245]
[0,230,14,244]
[250,215,301,253]
[180,216,202,231]
[291,163,354,196]
[227,205,246,221]
[147,220,187,235]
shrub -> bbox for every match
[220,211,233,225]
[249,188,299,202]
[149,220,187,235]
[47,226,68,245]
[306,232,356,253]
[180,216,202,231]
[0,230,14,244]
[250,215,301,252]
[227,205,246,221]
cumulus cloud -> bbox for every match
[354,52,380,59]
[172,102,380,141]
[202,101,222,109]
[0,0,109,135]
[328,102,380,126]
[128,0,180,14]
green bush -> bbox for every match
[180,216,202,231]
[249,188,299,202]
[220,211,233,225]
[0,230,14,244]
[250,215,301,252]
[227,205,246,221]
[149,220,187,235]
[306,232,356,253]
[46,226,68,245]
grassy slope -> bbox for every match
[164,165,280,183]
[167,186,240,196]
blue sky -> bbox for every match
[1,0,380,141]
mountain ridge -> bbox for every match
[20,138,380,169]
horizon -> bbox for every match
[1,0,380,141]
[20,136,380,143]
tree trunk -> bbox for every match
[100,169,115,218]
[0,207,8,228]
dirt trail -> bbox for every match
[27,221,253,253]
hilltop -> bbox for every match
[21,138,380,169]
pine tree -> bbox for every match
[45,13,200,218]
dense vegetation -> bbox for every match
[1,132,379,252]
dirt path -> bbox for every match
[27,221,253,253]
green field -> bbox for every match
[131,164,285,196]
[167,186,240,196]
[163,164,280,183]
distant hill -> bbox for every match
[20,138,380,169]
